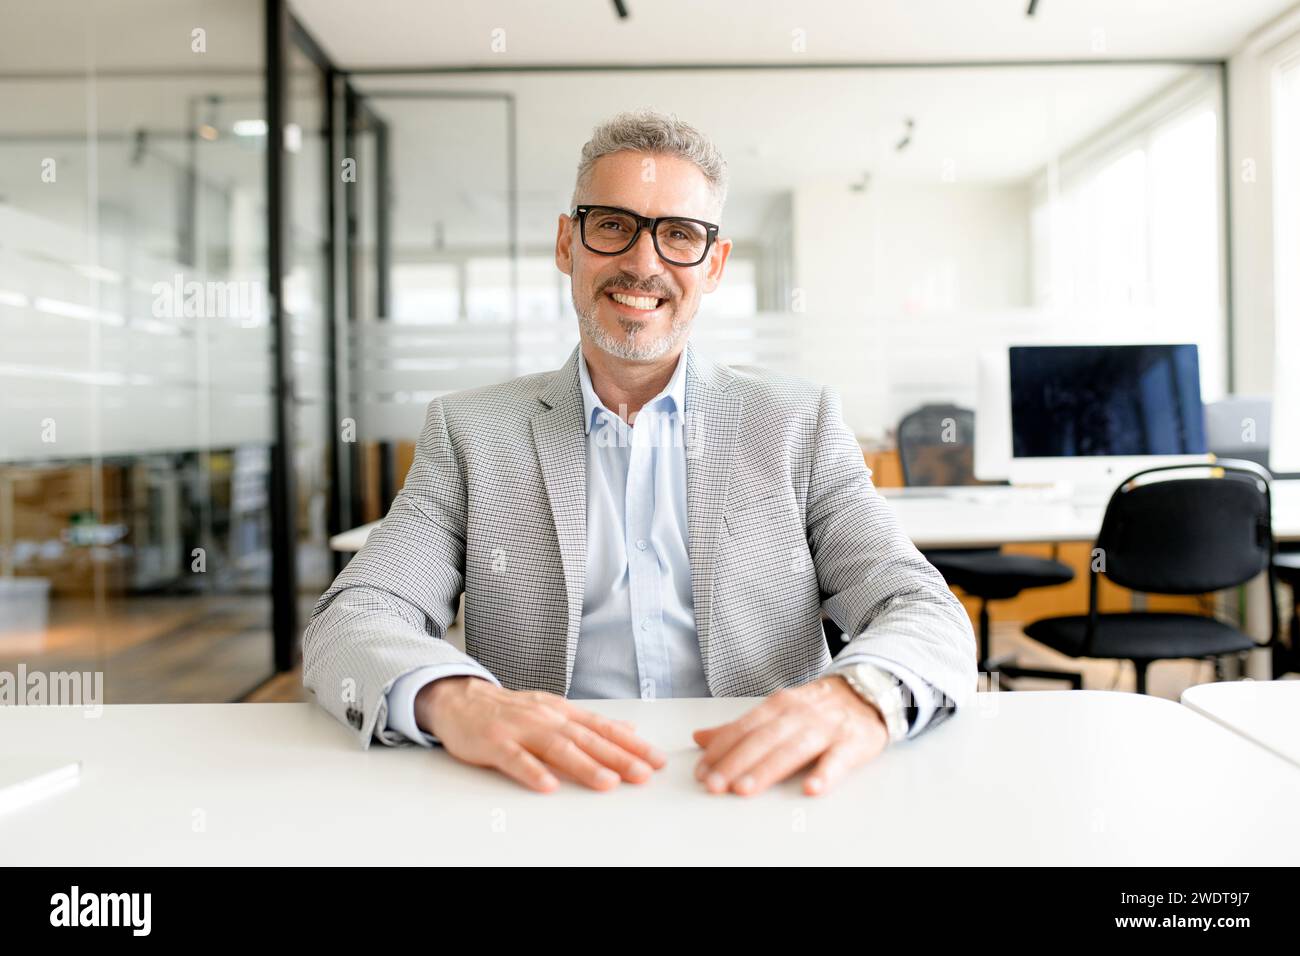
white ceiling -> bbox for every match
[1,0,1286,256]
[0,0,266,72]
[357,64,1199,249]
[290,0,1292,250]
[293,0,1300,66]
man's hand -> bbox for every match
[416,676,667,793]
[692,676,889,797]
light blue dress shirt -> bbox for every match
[385,348,941,745]
[568,346,710,700]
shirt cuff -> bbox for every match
[385,664,500,747]
[828,653,941,740]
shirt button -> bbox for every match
[641,618,652,631]
[635,539,647,550]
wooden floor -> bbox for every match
[0,593,321,703]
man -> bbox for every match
[303,109,976,797]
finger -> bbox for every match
[693,723,742,779]
[526,730,622,791]
[803,740,865,797]
[693,710,771,771]
[695,700,789,778]
[495,741,561,793]
[700,718,800,794]
[731,730,829,797]
[566,708,667,768]
[562,721,656,783]
[691,725,723,746]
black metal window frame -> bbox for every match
[266,1,356,675]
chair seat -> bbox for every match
[924,549,1074,600]
[1024,612,1256,661]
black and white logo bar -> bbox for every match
[50,886,151,936]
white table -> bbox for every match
[1181,679,1300,769]
[331,480,1300,552]
[4,692,1299,865]
[330,520,379,552]
[880,479,1300,549]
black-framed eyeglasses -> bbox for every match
[571,204,720,267]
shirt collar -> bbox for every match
[576,345,689,434]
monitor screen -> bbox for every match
[1009,345,1207,459]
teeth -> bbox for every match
[610,292,660,310]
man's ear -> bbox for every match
[555,213,574,276]
[701,237,732,293]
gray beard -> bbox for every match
[575,292,691,362]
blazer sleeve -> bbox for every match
[301,398,500,749]
[806,385,978,723]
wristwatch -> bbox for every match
[835,662,908,744]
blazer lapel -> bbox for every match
[683,344,742,685]
[531,345,588,694]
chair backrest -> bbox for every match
[1204,395,1272,470]
[897,404,978,487]
[1095,460,1274,595]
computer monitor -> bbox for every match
[1007,344,1210,495]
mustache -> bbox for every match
[598,273,675,299]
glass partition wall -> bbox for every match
[0,2,275,701]
[0,0,340,702]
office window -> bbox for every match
[1031,93,1225,399]
[1272,54,1300,472]
[392,263,459,324]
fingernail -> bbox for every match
[806,776,823,795]
[735,775,755,794]
[706,772,726,792]
[631,761,652,778]
[648,747,666,764]
[596,768,619,786]
[695,762,708,781]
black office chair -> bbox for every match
[1273,549,1300,678]
[1204,395,1300,678]
[896,404,1080,689]
[1022,460,1280,694]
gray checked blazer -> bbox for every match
[303,341,977,747]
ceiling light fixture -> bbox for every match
[895,117,914,152]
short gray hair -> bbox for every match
[571,109,729,214]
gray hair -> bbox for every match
[571,109,729,215]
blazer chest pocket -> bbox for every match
[722,495,805,547]
[719,495,816,592]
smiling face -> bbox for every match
[556,150,731,363]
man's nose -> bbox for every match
[619,227,666,276]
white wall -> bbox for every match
[791,179,1031,438]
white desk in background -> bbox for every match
[880,479,1300,550]
[330,520,379,552]
[1181,679,1300,769]
[330,480,1300,553]
[3,693,1299,865]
